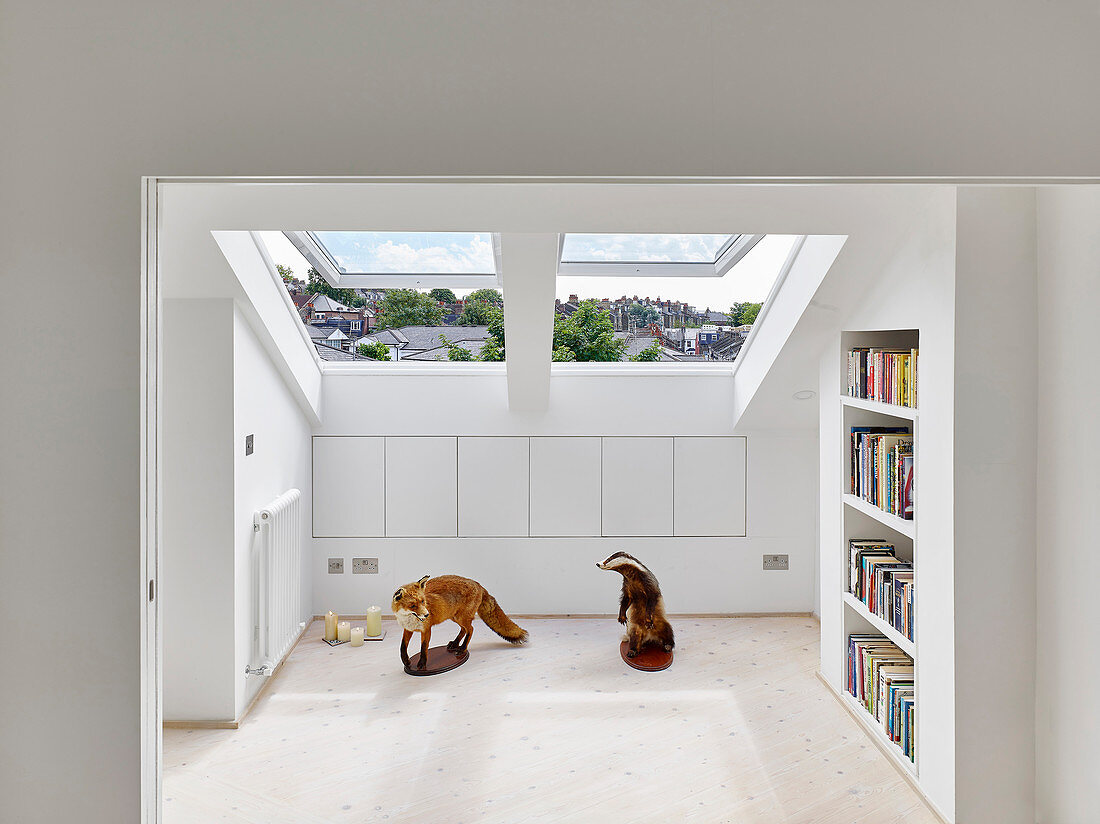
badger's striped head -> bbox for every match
[596,552,650,575]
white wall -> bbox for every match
[162,300,236,721]
[1035,187,1100,824]
[232,307,313,719]
[313,373,816,616]
[161,301,312,722]
[3,0,1100,817]
[952,188,1037,824]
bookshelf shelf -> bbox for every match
[842,494,915,539]
[841,395,918,420]
[828,329,923,788]
[842,591,915,657]
[832,682,917,777]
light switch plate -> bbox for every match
[328,557,344,574]
[763,554,789,571]
[353,557,379,574]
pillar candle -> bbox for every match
[365,605,382,637]
[337,621,351,642]
[324,611,339,642]
[349,626,365,647]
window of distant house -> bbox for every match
[552,234,796,364]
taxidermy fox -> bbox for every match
[596,552,675,657]
[391,574,528,669]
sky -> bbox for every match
[259,232,796,310]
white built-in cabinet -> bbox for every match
[384,437,458,537]
[311,436,385,537]
[529,437,602,536]
[458,437,529,537]
[674,437,747,537]
[601,437,674,536]
[311,435,747,538]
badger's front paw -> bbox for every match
[618,614,627,625]
[664,644,673,652]
[626,648,638,658]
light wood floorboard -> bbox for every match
[164,617,939,823]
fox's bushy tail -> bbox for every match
[478,593,528,645]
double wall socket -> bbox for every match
[353,557,379,574]
[762,554,789,571]
[327,557,344,574]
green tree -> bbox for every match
[629,336,663,362]
[466,288,503,306]
[429,288,457,304]
[375,289,444,329]
[438,333,475,361]
[458,298,497,326]
[306,267,365,307]
[356,341,391,361]
[478,335,504,362]
[551,345,576,362]
[552,300,627,362]
[276,264,296,283]
[628,302,659,327]
[730,301,763,325]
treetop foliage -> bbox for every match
[375,289,444,329]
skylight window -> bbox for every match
[561,234,733,263]
[312,232,496,274]
[284,231,502,289]
[557,233,763,277]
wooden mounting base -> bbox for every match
[403,645,470,676]
[620,640,673,672]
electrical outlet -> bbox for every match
[245,434,254,456]
[763,554,789,571]
[353,557,379,574]
[328,557,344,574]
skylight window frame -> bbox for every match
[284,231,503,289]
[556,233,764,278]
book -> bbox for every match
[847,634,916,762]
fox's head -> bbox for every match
[391,575,431,624]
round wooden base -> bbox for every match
[620,640,673,672]
[403,645,470,676]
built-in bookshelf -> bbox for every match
[835,329,920,777]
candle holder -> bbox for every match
[323,637,349,647]
[363,628,387,641]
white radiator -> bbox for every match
[251,488,304,676]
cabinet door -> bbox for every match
[385,437,458,537]
[673,437,747,536]
[459,437,530,537]
[529,437,602,537]
[601,437,674,537]
[312,437,385,537]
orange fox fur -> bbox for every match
[391,574,528,669]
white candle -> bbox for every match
[365,605,382,637]
[324,611,339,642]
[349,626,365,646]
[337,621,351,642]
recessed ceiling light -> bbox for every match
[793,390,816,400]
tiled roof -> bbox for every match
[402,339,492,361]
[314,343,371,361]
[388,325,490,351]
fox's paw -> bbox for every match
[626,648,638,658]
[447,641,459,651]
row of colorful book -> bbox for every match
[849,539,914,641]
[847,347,918,408]
[848,634,915,762]
[850,426,914,519]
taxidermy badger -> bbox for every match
[596,552,675,657]
[391,574,528,670]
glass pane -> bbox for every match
[560,234,732,264]
[312,232,495,274]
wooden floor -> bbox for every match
[164,617,940,823]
